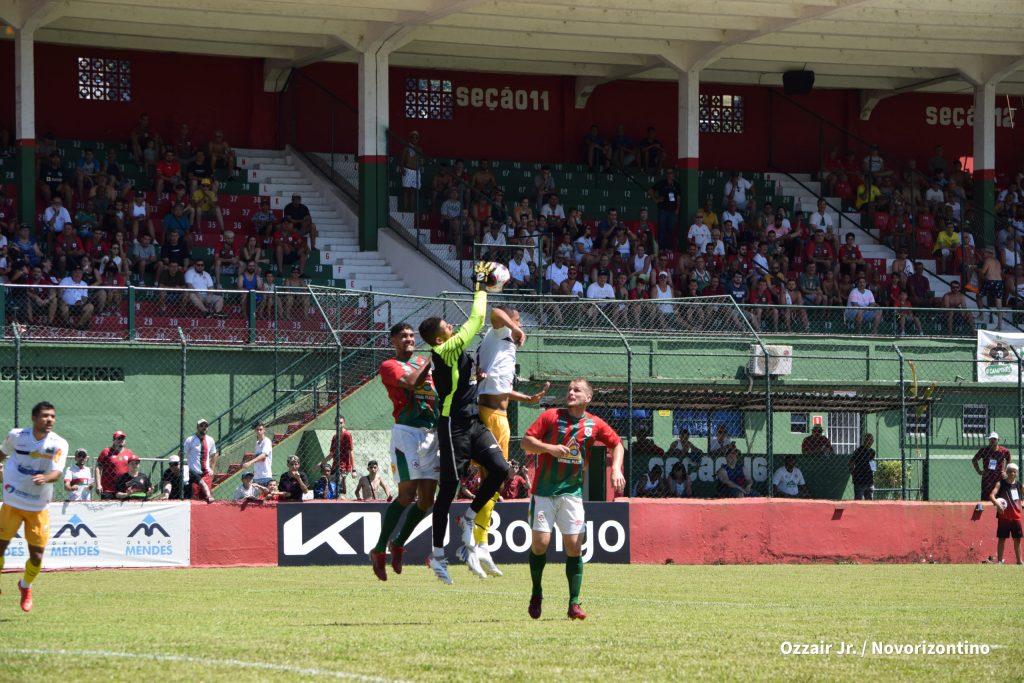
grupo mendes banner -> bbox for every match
[1,502,190,569]
[976,330,1024,383]
[277,502,629,567]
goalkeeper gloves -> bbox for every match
[473,261,494,292]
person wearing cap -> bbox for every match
[182,419,218,502]
[973,432,1012,502]
[988,462,1024,564]
[97,431,136,500]
[801,424,835,457]
[63,449,94,501]
[586,268,615,301]
[232,471,266,502]
[773,455,808,498]
[159,455,186,500]
[283,194,317,250]
[191,174,225,233]
[847,433,876,500]
[162,200,191,243]
[115,456,153,500]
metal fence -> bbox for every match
[1,285,1020,504]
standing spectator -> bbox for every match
[355,461,393,501]
[154,150,182,197]
[283,194,318,250]
[989,462,1024,565]
[159,455,185,500]
[399,131,422,211]
[278,454,309,502]
[716,446,752,497]
[651,169,682,250]
[63,449,94,501]
[115,456,153,500]
[192,178,225,233]
[802,424,835,456]
[325,415,354,484]
[207,130,237,179]
[313,464,338,500]
[184,260,225,317]
[848,433,877,500]
[57,266,95,329]
[245,421,274,486]
[973,432,1012,502]
[233,471,265,502]
[96,431,134,500]
[183,419,218,502]
[772,455,807,498]
[501,461,530,500]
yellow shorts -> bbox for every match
[479,406,510,461]
[0,504,50,547]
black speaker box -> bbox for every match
[783,70,815,95]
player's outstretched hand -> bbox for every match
[473,261,494,292]
[527,381,551,404]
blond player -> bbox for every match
[460,304,549,577]
[0,401,69,612]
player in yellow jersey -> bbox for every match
[0,401,70,612]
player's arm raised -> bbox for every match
[491,306,526,345]
[395,357,432,391]
[510,381,551,405]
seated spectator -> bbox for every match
[63,448,94,501]
[278,455,309,502]
[233,471,266,502]
[895,290,924,335]
[637,126,664,173]
[772,455,808,498]
[129,233,158,281]
[801,424,834,456]
[42,196,73,239]
[313,464,339,500]
[163,202,191,242]
[581,125,611,172]
[501,460,531,500]
[157,229,189,281]
[688,212,712,253]
[74,200,100,243]
[634,463,667,497]
[648,270,678,325]
[128,192,156,241]
[207,130,237,179]
[192,178,225,233]
[251,198,277,240]
[470,160,497,200]
[281,266,308,319]
[838,232,867,277]
[748,278,778,331]
[115,455,153,500]
[274,221,310,277]
[544,252,569,294]
[709,423,732,454]
[941,280,974,335]
[214,229,240,281]
[155,150,182,197]
[798,262,822,305]
[906,261,933,308]
[440,189,462,244]
[507,249,532,291]
[459,465,481,500]
[481,220,506,261]
[184,260,225,317]
[610,124,635,169]
[80,260,108,313]
[102,149,131,199]
[856,174,881,211]
[355,460,392,501]
[159,454,185,500]
[283,194,317,250]
[58,266,94,329]
[845,275,881,333]
[186,149,215,192]
[239,235,269,271]
[716,446,752,497]
[724,171,754,212]
[74,149,101,203]
[586,268,615,300]
[540,193,565,227]
[237,259,265,311]
[10,224,43,268]
[157,260,187,312]
[262,479,283,501]
[666,460,692,498]
[25,266,58,325]
[666,428,703,460]
[805,230,835,274]
[38,152,72,207]
[129,112,161,167]
[172,123,196,165]
[933,222,961,274]
[54,223,85,277]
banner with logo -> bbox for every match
[976,330,1024,383]
[277,502,630,567]
[1,502,190,569]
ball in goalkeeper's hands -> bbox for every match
[996,498,1008,511]
[485,262,511,293]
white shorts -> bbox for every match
[401,167,421,189]
[529,495,585,536]
[390,424,439,483]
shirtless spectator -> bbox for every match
[581,125,611,172]
[399,130,422,211]
[283,194,317,250]
[638,127,664,173]
[130,113,162,168]
[978,248,1005,330]
[778,278,810,331]
[941,280,974,335]
[207,130,237,179]
[154,150,182,197]
[355,461,392,501]
[192,178,225,233]
[470,160,496,200]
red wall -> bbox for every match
[629,500,992,565]
[191,501,278,568]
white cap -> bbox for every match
[989,431,1000,440]
[168,455,180,463]
[1007,463,1019,472]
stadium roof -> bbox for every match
[3,0,1024,95]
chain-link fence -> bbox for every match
[2,284,1021,504]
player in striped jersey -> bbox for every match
[369,322,440,581]
[0,401,70,612]
[521,378,625,620]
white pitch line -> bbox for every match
[2,648,414,683]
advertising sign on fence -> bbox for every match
[277,502,630,566]
[976,330,1024,383]
[1,502,191,569]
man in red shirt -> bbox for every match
[327,416,354,481]
[155,150,182,197]
[95,430,135,500]
[801,425,834,456]
[988,462,1023,564]
[973,432,1012,502]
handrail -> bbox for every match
[769,88,877,151]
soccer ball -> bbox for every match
[997,498,1008,511]
[486,263,511,293]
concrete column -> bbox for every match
[972,82,996,247]
[676,69,700,233]
[15,28,36,226]
[357,49,389,252]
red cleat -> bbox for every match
[19,583,32,613]
[388,542,405,575]
[528,595,542,620]
[369,550,388,582]
[567,603,586,621]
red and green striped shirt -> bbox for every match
[379,356,438,429]
[526,408,620,498]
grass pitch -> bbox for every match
[1,563,1020,682]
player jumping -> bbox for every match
[463,304,549,577]
[0,401,70,612]
[521,378,625,620]
[369,322,440,581]
[419,262,509,584]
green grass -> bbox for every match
[1,564,1020,681]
